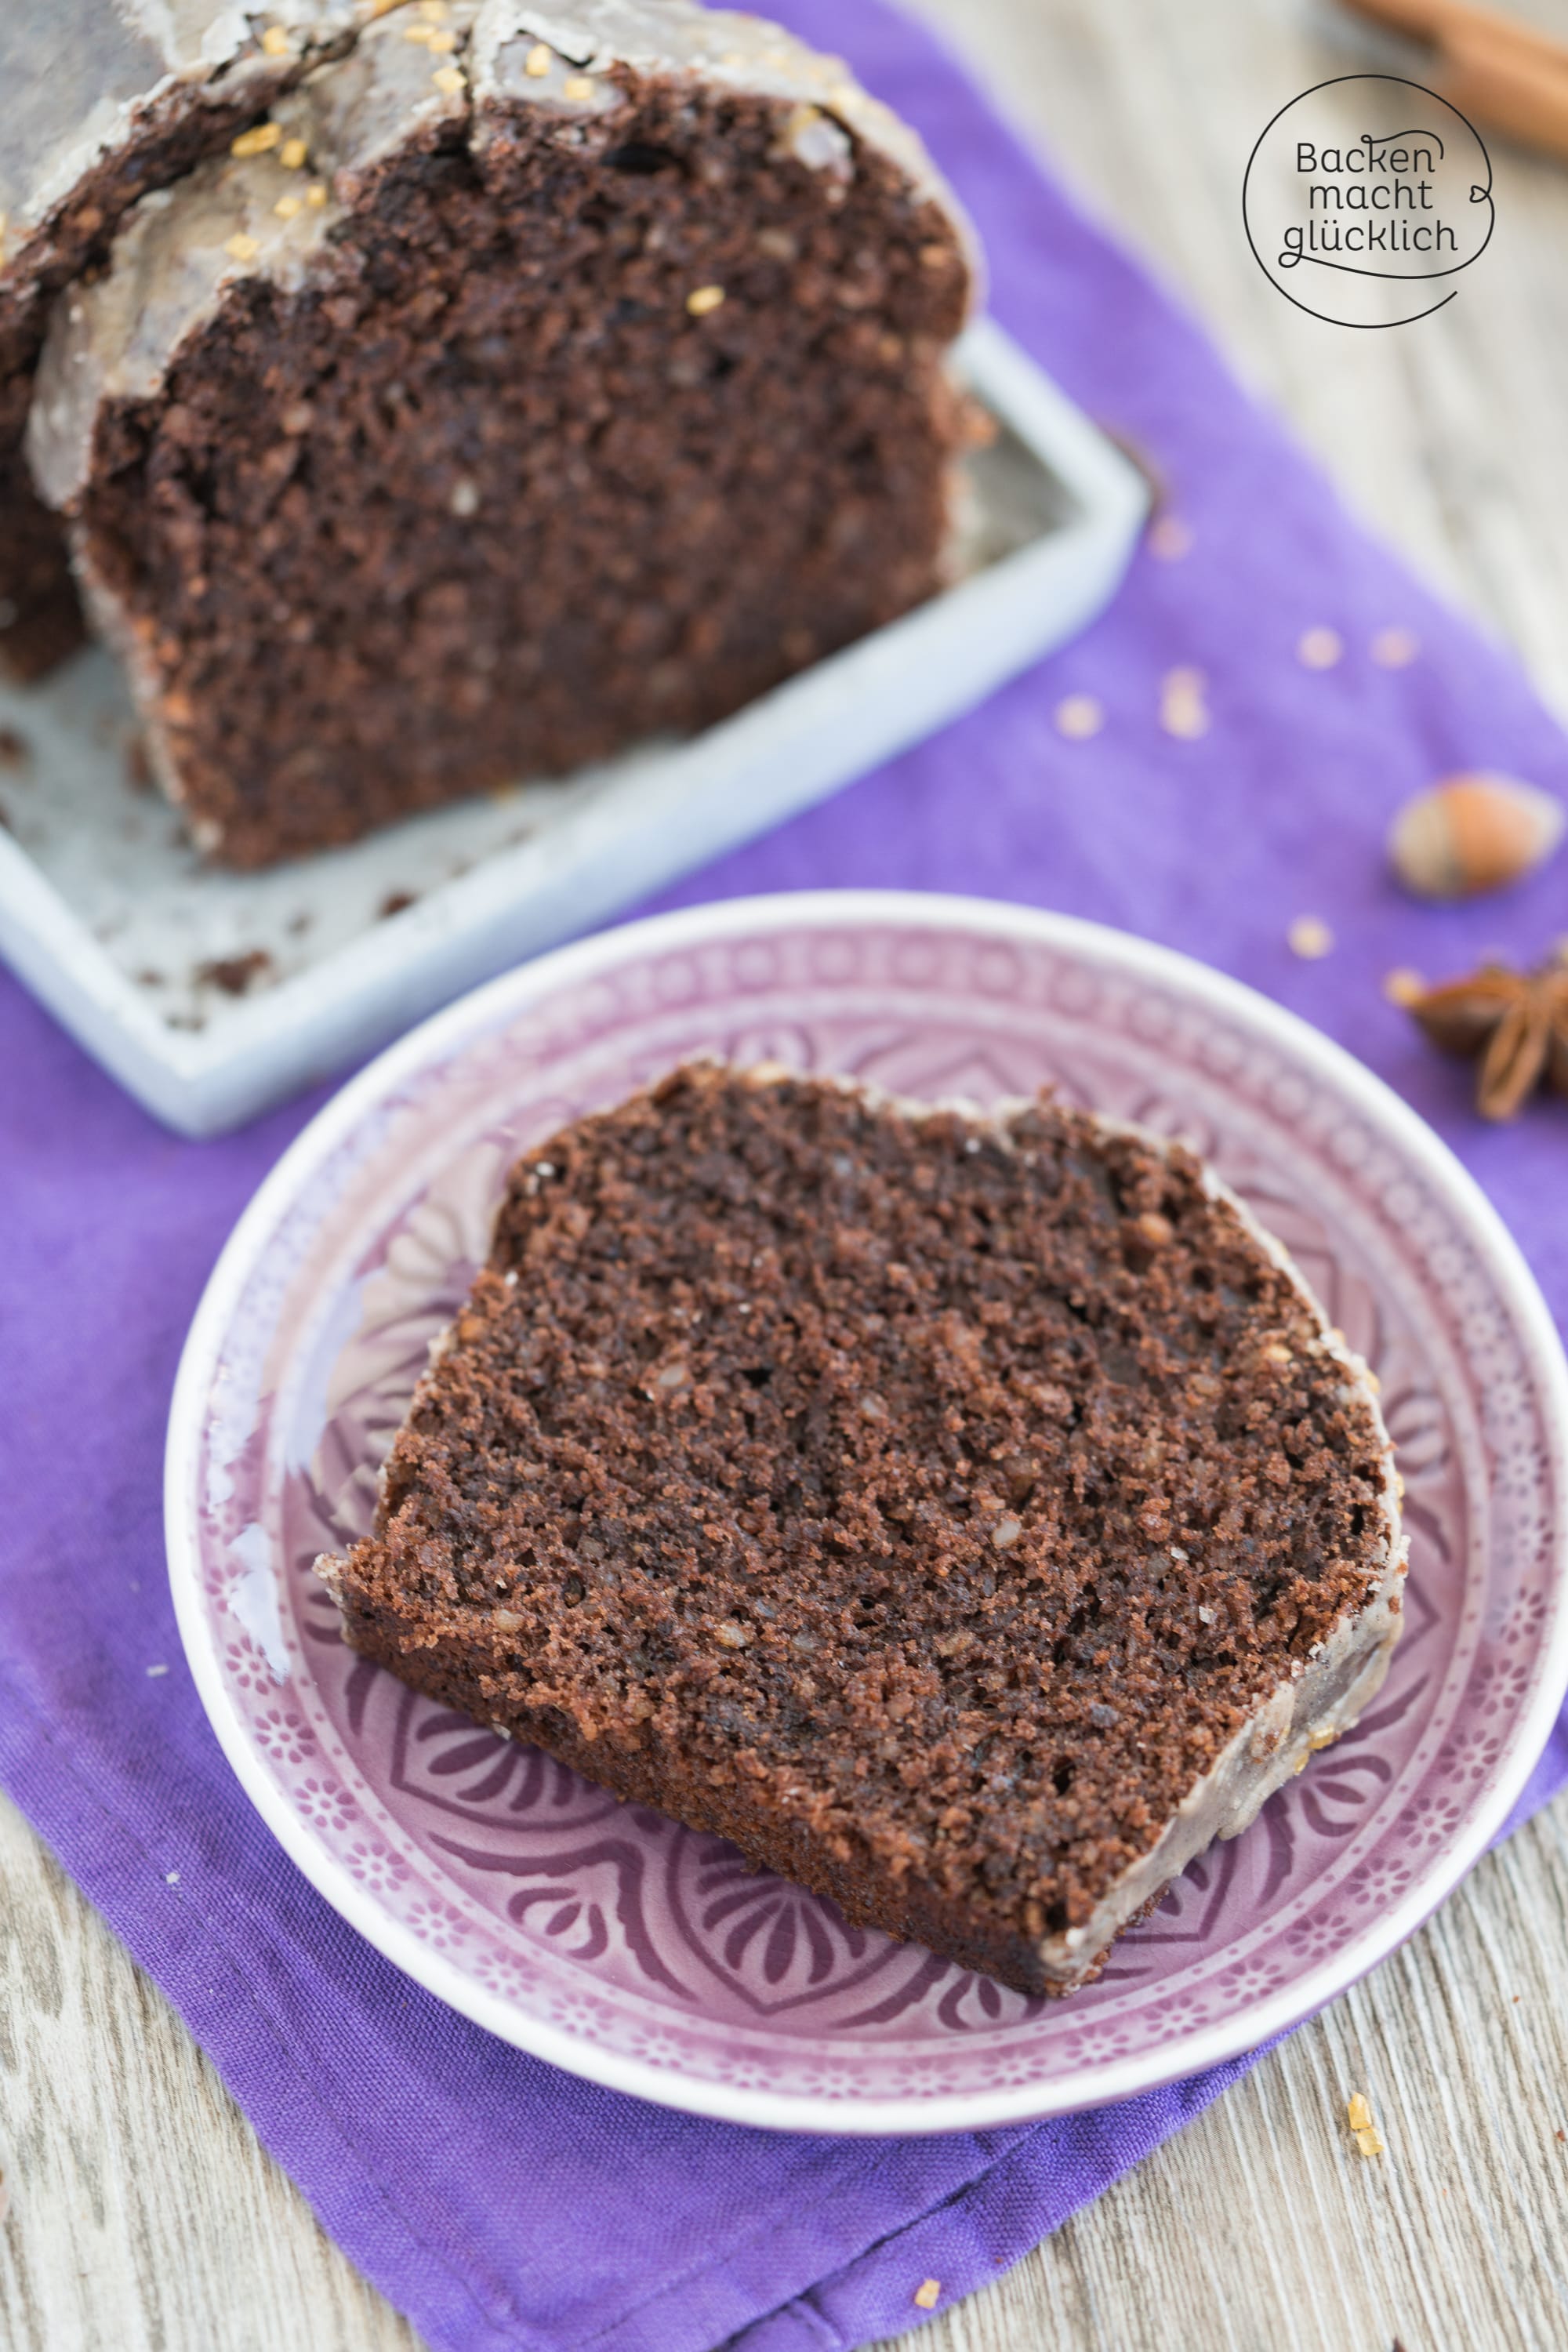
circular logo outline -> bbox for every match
[1243,74,1494,328]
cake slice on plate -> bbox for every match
[317,1063,1406,1995]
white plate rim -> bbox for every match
[165,888,1568,2134]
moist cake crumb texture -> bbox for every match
[6,2,976,861]
[320,1063,1402,1994]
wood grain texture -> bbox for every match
[880,1792,1568,2352]
[905,0,1568,725]
[4,3,1568,2347]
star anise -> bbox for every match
[1404,945,1568,1120]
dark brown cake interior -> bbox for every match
[326,1065,1392,1992]
[74,73,968,865]
[1,71,310,679]
[0,380,80,681]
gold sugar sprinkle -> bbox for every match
[1383,967,1425,1007]
[279,136,309,169]
[224,232,261,262]
[1346,2092,1385,2156]
[426,26,457,51]
[562,74,597,100]
[1298,624,1345,670]
[431,64,465,93]
[404,20,434,40]
[1159,666,1209,740]
[1372,625,1421,668]
[687,284,726,315]
[274,193,304,220]
[306,181,328,207]
[913,2281,942,2311]
[1288,914,1334,960]
[1054,693,1104,741]
[1149,513,1194,562]
[260,25,292,56]
[230,122,283,158]
[419,0,448,16]
[524,42,552,75]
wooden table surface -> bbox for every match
[5,3,1568,2347]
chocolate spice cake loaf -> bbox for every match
[7,1,978,864]
[318,1064,1407,1996]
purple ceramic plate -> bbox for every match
[166,892,1568,2134]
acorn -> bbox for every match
[1388,775,1564,902]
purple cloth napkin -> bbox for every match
[3,5,1566,2347]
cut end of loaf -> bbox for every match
[13,3,978,863]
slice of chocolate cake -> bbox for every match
[317,1063,1406,1997]
[18,1,978,863]
[0,3,362,680]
